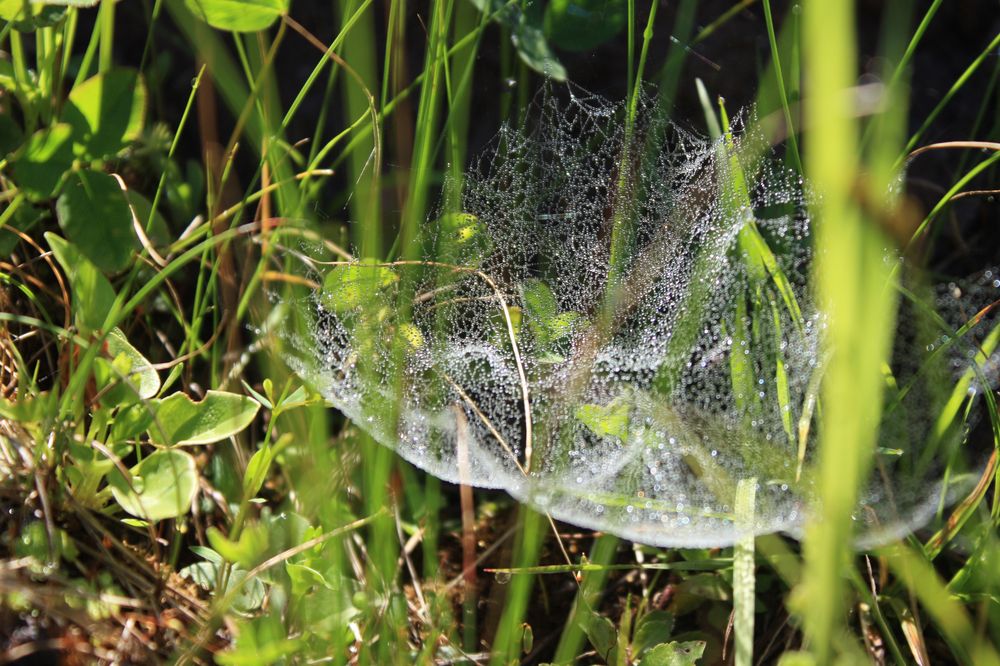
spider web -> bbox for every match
[266,85,996,548]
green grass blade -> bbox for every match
[734,479,757,666]
[799,1,899,661]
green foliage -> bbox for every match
[0,113,22,156]
[632,611,675,657]
[14,124,75,198]
[45,231,116,333]
[466,0,566,80]
[577,602,703,666]
[216,612,303,665]
[0,0,69,29]
[108,449,199,522]
[576,397,630,441]
[184,0,288,32]
[109,402,156,441]
[148,390,261,447]
[639,641,706,666]
[63,68,146,160]
[207,524,270,569]
[1,2,999,664]
[579,610,617,662]
[180,547,267,614]
[544,0,626,51]
[437,212,491,267]
[522,278,581,362]
[320,262,398,314]
[56,169,135,272]
[14,522,78,565]
[104,328,161,400]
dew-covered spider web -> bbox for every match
[265,85,998,548]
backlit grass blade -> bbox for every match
[799,0,899,661]
[734,478,757,666]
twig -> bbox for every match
[907,140,1000,161]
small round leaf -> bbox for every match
[109,449,198,522]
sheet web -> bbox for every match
[267,86,995,547]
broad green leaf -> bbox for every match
[264,510,314,556]
[184,0,288,32]
[93,352,139,409]
[522,278,559,328]
[0,0,67,28]
[108,449,198,522]
[109,403,156,442]
[320,263,398,314]
[579,611,617,662]
[544,0,626,51]
[438,212,491,266]
[285,562,332,597]
[207,524,269,569]
[149,390,260,446]
[576,398,630,441]
[45,232,115,334]
[632,611,675,657]
[467,0,566,80]
[105,327,160,399]
[63,68,146,159]
[190,545,224,563]
[507,6,567,81]
[56,169,135,272]
[14,124,74,199]
[639,641,706,666]
[0,113,22,157]
[216,612,302,665]
[179,559,266,614]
